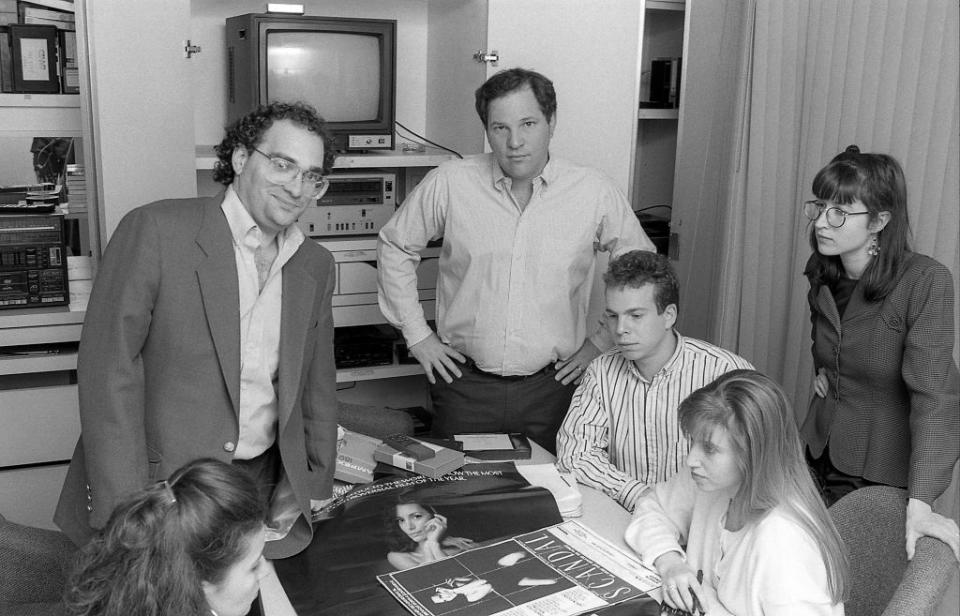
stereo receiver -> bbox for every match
[0,212,69,309]
[297,171,396,238]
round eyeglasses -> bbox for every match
[803,200,871,228]
[251,147,329,196]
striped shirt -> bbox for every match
[557,333,753,511]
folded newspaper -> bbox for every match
[377,519,661,616]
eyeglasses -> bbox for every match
[802,200,871,228]
[250,147,329,196]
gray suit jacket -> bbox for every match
[55,195,338,558]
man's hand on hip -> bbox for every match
[409,333,466,384]
[554,339,601,386]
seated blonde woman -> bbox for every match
[626,370,848,616]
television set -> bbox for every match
[226,13,396,152]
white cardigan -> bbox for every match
[624,467,843,616]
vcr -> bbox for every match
[0,212,69,309]
[297,170,397,238]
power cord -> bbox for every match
[395,121,463,159]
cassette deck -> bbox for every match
[297,171,396,237]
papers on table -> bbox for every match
[516,463,583,518]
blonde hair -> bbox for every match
[679,370,848,603]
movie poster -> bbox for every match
[377,521,662,616]
[273,463,565,616]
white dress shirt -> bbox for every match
[377,153,654,375]
[221,186,305,459]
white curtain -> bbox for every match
[692,0,959,421]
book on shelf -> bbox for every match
[17,0,74,14]
[0,27,12,92]
[374,435,465,478]
[21,5,74,22]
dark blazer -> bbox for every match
[54,195,338,558]
[801,252,960,504]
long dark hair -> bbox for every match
[805,145,912,301]
[679,370,848,603]
[384,490,439,553]
[65,459,266,616]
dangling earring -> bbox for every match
[867,234,880,256]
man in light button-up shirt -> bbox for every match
[56,102,339,560]
[378,69,653,453]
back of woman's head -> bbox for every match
[65,458,266,616]
[679,370,848,602]
[807,145,912,300]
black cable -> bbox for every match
[395,121,463,159]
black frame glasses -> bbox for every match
[250,147,329,196]
[803,200,871,228]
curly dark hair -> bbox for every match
[384,489,440,553]
[475,68,557,127]
[64,458,266,616]
[805,145,912,302]
[212,101,337,185]
[603,249,680,315]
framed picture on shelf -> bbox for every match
[9,23,60,93]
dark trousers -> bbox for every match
[429,359,577,455]
[232,441,281,510]
[806,445,880,507]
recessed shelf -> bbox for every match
[646,0,685,10]
[195,145,455,170]
[638,108,680,120]
[336,362,422,383]
[0,94,80,108]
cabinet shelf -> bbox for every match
[195,145,455,170]
[336,362,422,384]
[0,94,80,108]
[638,108,680,120]
[0,350,78,376]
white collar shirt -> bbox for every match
[377,153,654,375]
[221,186,305,459]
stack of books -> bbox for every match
[334,427,380,484]
[373,435,464,479]
[64,163,85,213]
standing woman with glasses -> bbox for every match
[800,145,960,561]
[65,458,268,616]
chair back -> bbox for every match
[829,485,958,616]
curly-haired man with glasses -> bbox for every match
[56,102,339,560]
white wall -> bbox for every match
[189,0,430,148]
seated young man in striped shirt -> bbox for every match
[556,250,753,512]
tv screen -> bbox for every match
[266,31,382,123]
[226,13,396,152]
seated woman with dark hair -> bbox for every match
[385,490,476,571]
[65,458,267,616]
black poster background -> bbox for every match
[274,463,564,616]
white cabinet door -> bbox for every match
[484,0,644,195]
[84,0,197,245]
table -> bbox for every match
[258,443,643,616]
